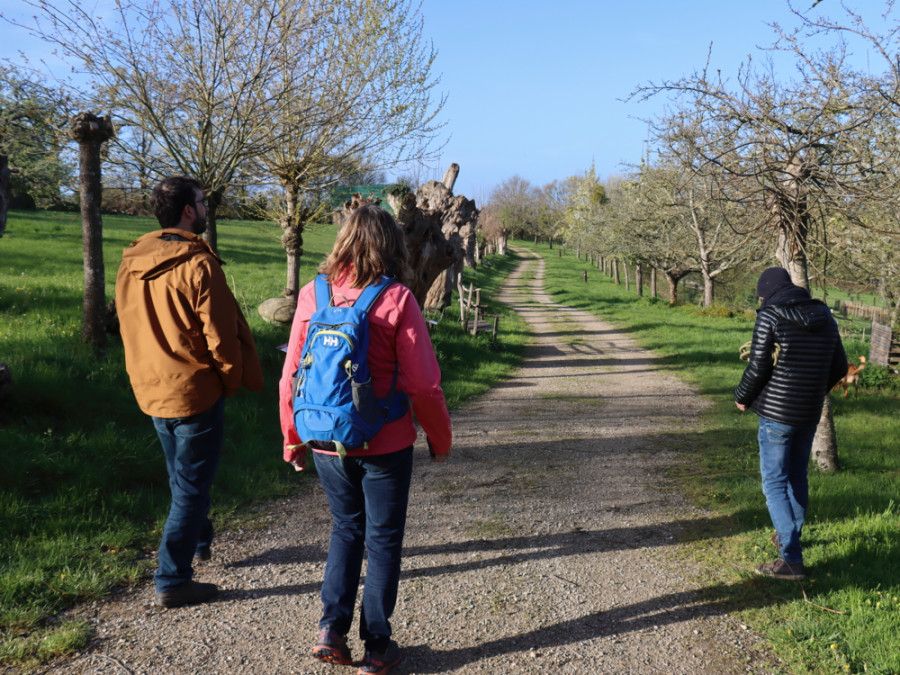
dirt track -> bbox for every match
[47,248,780,674]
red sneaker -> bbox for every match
[312,627,353,665]
[358,640,402,675]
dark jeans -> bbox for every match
[758,416,817,564]
[151,397,225,592]
[313,446,413,649]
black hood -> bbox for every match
[764,285,832,331]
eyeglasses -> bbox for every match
[195,197,208,207]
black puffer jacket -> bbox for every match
[734,286,847,426]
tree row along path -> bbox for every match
[52,249,779,674]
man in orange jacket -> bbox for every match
[116,176,264,608]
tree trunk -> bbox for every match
[442,163,459,191]
[460,219,477,269]
[623,262,630,291]
[650,267,657,298]
[613,260,620,285]
[776,227,810,291]
[0,155,10,237]
[70,112,115,351]
[811,396,840,472]
[497,232,508,255]
[665,272,680,304]
[383,171,476,309]
[636,263,643,297]
[773,167,838,470]
[772,160,812,291]
[666,274,678,304]
[280,182,305,300]
[205,189,225,255]
[441,257,465,308]
[703,274,715,307]
[427,266,454,309]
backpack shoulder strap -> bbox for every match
[353,275,396,314]
[313,274,332,309]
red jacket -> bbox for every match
[279,273,451,468]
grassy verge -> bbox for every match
[0,210,527,668]
[521,241,900,675]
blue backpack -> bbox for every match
[292,274,408,456]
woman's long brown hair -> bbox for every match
[319,204,413,288]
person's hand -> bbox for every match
[735,402,747,411]
[285,443,306,471]
[427,438,449,462]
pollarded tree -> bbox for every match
[258,0,446,300]
[489,175,539,241]
[633,45,893,290]
[17,0,323,252]
[478,203,509,256]
[643,110,765,306]
[534,179,571,249]
[632,35,896,471]
[792,2,900,326]
[624,164,701,304]
[70,111,115,350]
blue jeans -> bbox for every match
[313,447,413,649]
[151,397,225,592]
[758,416,816,564]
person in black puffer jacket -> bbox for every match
[734,267,847,581]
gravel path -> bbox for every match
[46,249,780,674]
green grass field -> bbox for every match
[522,242,900,675]
[0,210,528,667]
[2,213,897,674]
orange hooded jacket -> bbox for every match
[115,229,263,418]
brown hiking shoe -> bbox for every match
[755,559,806,581]
[156,580,219,608]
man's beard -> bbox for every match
[191,213,207,235]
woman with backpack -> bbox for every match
[278,204,452,675]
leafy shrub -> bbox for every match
[860,364,900,395]
[694,303,734,318]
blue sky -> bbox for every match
[421,0,884,200]
[0,0,887,203]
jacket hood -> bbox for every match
[766,285,832,331]
[120,229,222,281]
